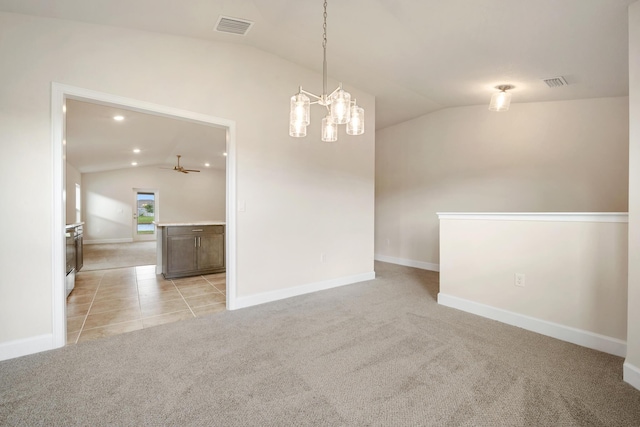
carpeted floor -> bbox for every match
[2,262,640,426]
[82,241,157,271]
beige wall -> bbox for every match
[439,215,628,351]
[0,12,375,345]
[65,162,81,224]
[81,166,226,242]
[626,0,640,386]
[375,98,629,267]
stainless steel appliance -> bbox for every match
[75,224,83,272]
[65,226,76,297]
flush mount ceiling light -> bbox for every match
[289,0,364,142]
[489,85,514,112]
[113,115,124,121]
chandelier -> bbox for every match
[289,0,365,142]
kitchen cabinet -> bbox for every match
[161,225,225,279]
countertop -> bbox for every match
[154,221,226,227]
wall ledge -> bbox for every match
[232,271,376,310]
[438,293,627,357]
[437,212,628,223]
[374,254,440,272]
[623,362,640,391]
[0,334,56,362]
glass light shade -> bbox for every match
[346,105,364,135]
[489,90,512,112]
[321,116,338,142]
[290,93,310,126]
[289,121,307,137]
[330,89,351,124]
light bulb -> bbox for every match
[489,88,512,112]
[330,88,351,125]
[290,93,310,126]
[289,120,307,138]
[346,105,364,136]
[321,116,337,142]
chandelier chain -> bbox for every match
[322,0,328,97]
[322,0,328,50]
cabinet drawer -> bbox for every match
[166,225,224,235]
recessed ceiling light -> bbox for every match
[205,163,210,167]
[113,115,125,121]
[223,152,227,156]
[133,148,141,153]
[131,162,138,166]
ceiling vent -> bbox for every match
[542,76,569,88]
[215,16,254,35]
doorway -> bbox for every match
[52,83,237,348]
[133,189,158,241]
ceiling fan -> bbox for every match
[164,155,200,174]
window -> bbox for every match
[136,192,155,235]
[75,183,81,223]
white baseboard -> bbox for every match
[84,238,134,244]
[437,293,627,357]
[374,254,440,272]
[233,271,376,310]
[623,362,640,391]
[0,334,57,362]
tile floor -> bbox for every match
[66,265,226,344]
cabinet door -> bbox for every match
[198,233,225,271]
[166,235,197,274]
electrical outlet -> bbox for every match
[515,273,525,287]
[320,253,326,263]
[386,238,390,247]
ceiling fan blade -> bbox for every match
[183,169,200,173]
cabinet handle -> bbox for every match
[192,229,203,232]
[194,237,197,248]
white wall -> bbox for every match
[375,98,629,268]
[65,162,81,224]
[438,214,628,356]
[0,12,375,347]
[81,166,226,242]
[625,0,640,390]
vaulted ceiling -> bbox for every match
[0,0,633,172]
[0,0,633,129]
[65,100,227,173]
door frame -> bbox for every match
[132,188,159,241]
[51,83,238,348]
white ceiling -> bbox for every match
[66,99,227,173]
[0,0,633,130]
[0,0,633,172]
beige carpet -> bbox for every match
[82,241,157,271]
[2,262,639,425]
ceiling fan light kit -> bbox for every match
[289,0,365,142]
